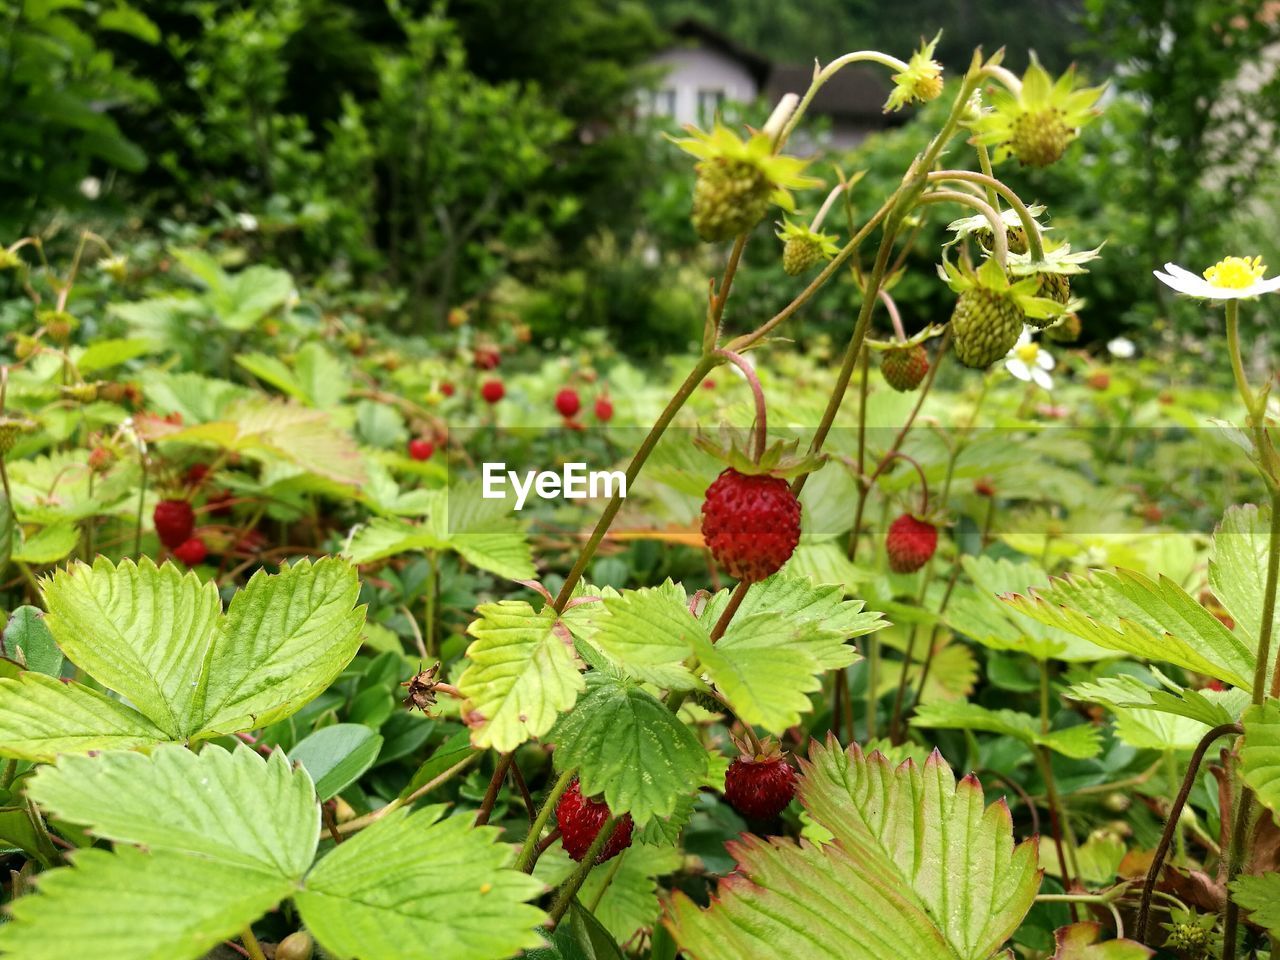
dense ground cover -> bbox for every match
[1,13,1280,960]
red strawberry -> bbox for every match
[724,750,797,819]
[408,438,434,461]
[974,477,996,498]
[481,379,505,404]
[594,396,613,422]
[556,778,633,864]
[185,463,211,487]
[555,388,581,419]
[153,499,195,550]
[701,468,801,583]
[172,538,208,566]
[441,382,456,397]
[885,514,938,573]
[474,346,501,370]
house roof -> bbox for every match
[766,63,890,122]
[668,19,772,88]
[666,19,893,124]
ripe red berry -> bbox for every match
[408,438,434,461]
[481,379,505,404]
[185,463,211,487]
[701,468,801,583]
[441,382,456,397]
[555,388,581,419]
[724,753,797,819]
[153,499,195,550]
[974,477,996,498]
[885,514,938,573]
[474,347,500,370]
[594,396,613,422]
[556,778,633,864]
[172,537,208,566]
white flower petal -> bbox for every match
[1037,351,1055,371]
[1032,368,1054,390]
[1107,337,1136,358]
[1005,358,1031,381]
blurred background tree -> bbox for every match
[2,0,1277,347]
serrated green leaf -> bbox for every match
[693,613,824,733]
[458,601,584,750]
[289,724,384,801]
[911,701,1102,759]
[1210,505,1280,683]
[42,558,222,737]
[12,522,79,564]
[703,572,886,650]
[1002,568,1253,688]
[1230,872,1280,938]
[552,672,706,824]
[197,558,365,737]
[30,746,318,875]
[0,847,295,960]
[1065,674,1247,728]
[0,805,58,865]
[668,740,1039,960]
[295,805,546,960]
[75,337,154,373]
[574,582,704,689]
[1241,699,1280,817]
[572,843,683,944]
[0,672,170,759]
[2,605,61,676]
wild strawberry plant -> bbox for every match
[0,32,1275,960]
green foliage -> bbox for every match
[1241,699,1280,818]
[667,739,1041,959]
[1,745,546,960]
[0,557,365,759]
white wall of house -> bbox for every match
[644,47,760,127]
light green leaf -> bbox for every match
[13,521,80,564]
[42,558,222,737]
[703,572,887,651]
[236,352,304,400]
[0,847,295,960]
[1065,674,1247,728]
[295,805,546,960]
[552,671,707,824]
[344,516,448,564]
[198,558,365,737]
[575,581,704,689]
[667,740,1039,960]
[458,601,584,751]
[1114,709,1212,751]
[295,343,350,406]
[0,673,169,759]
[289,723,384,801]
[1210,505,1280,683]
[557,843,683,944]
[28,746,317,876]
[75,337,154,374]
[3,605,61,676]
[694,612,825,733]
[802,740,1041,959]
[911,701,1103,759]
[1001,568,1254,688]
[97,6,160,44]
[1241,700,1280,817]
[1230,872,1280,938]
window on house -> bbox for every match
[697,88,725,124]
[649,88,677,118]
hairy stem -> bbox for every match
[516,768,574,873]
[547,818,618,929]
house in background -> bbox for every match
[644,20,898,150]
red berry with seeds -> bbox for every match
[594,396,613,422]
[724,751,797,820]
[408,438,434,461]
[481,379,505,404]
[555,388,581,419]
[556,778,633,864]
[701,468,801,583]
[885,514,938,573]
[153,499,195,550]
[441,382,456,397]
[172,538,208,566]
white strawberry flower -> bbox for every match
[1107,336,1135,359]
[1004,330,1054,390]
[1154,256,1280,300]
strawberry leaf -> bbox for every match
[457,600,584,751]
[1241,699,1280,818]
[552,671,707,824]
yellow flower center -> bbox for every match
[1203,255,1266,289]
[1015,342,1040,364]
